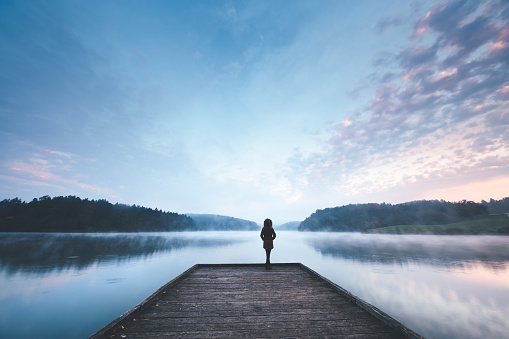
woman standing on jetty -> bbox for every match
[260,218,276,270]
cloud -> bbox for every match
[285,0,509,202]
[0,142,111,200]
[375,16,404,34]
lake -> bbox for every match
[0,231,508,339]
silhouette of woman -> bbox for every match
[260,218,276,270]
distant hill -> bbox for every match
[0,196,196,232]
[299,199,491,232]
[189,214,259,231]
[275,221,300,230]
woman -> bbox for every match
[260,218,276,270]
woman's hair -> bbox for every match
[264,218,272,228]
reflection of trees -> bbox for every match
[0,234,233,275]
[308,235,509,271]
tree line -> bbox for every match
[0,196,196,232]
[298,199,493,232]
[482,197,509,214]
[189,214,259,231]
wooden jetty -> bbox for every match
[90,263,423,338]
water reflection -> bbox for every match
[0,231,508,339]
[0,233,235,275]
[307,233,509,270]
[300,232,509,339]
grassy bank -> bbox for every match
[366,214,509,235]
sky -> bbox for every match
[1,0,508,224]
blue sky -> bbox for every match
[1,0,508,224]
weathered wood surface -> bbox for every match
[91,263,422,338]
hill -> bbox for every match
[298,199,490,232]
[0,196,196,232]
[275,221,301,230]
[188,214,259,231]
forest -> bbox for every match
[298,199,504,232]
[482,197,509,214]
[189,214,259,231]
[0,196,196,232]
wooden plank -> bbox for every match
[90,263,423,338]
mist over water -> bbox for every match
[0,231,508,339]
[0,233,235,275]
[308,232,509,269]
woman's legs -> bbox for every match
[265,248,271,268]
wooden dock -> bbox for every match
[90,263,422,338]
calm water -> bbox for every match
[0,231,508,339]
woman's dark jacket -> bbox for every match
[260,226,276,249]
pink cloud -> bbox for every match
[45,149,72,159]
[412,11,432,38]
[10,161,59,181]
[341,120,352,127]
[2,145,107,198]
[437,68,458,80]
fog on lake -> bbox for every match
[0,231,508,339]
